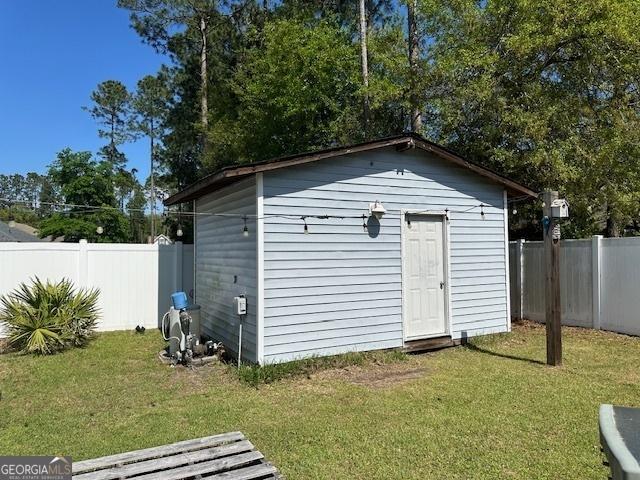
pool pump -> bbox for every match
[161,292,199,365]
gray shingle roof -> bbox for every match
[0,221,42,242]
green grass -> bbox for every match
[1,321,638,479]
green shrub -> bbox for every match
[0,278,100,354]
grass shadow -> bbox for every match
[460,330,545,366]
[463,342,546,366]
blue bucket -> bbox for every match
[171,291,189,310]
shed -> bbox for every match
[165,133,536,364]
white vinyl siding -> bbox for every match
[195,177,257,362]
[261,148,508,363]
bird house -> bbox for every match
[550,199,569,218]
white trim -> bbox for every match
[445,212,453,337]
[256,173,265,364]
[515,239,525,320]
[78,239,88,288]
[399,211,405,342]
[400,210,452,343]
[503,190,512,332]
[592,234,603,330]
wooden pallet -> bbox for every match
[72,431,282,480]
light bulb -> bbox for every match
[512,209,517,215]
[8,220,16,228]
[176,228,183,237]
[96,226,104,234]
[303,223,309,234]
[242,216,249,237]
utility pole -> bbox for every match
[543,190,562,366]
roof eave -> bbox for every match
[164,134,536,206]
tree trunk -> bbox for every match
[359,0,370,135]
[407,0,422,133]
[111,114,116,155]
[150,127,156,242]
[199,15,209,153]
[606,204,620,237]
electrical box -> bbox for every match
[233,295,247,316]
[550,199,569,219]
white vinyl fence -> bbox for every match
[0,241,193,334]
[510,235,640,336]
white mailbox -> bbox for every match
[550,199,569,219]
[233,295,247,316]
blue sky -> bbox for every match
[0,0,169,181]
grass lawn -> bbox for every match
[1,321,638,479]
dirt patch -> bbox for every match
[312,361,428,389]
[164,360,232,394]
[512,319,545,331]
[515,319,640,342]
[0,339,11,355]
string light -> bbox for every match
[0,197,512,229]
[177,206,183,237]
[96,226,104,235]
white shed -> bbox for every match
[165,134,536,364]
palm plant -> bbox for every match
[0,278,100,354]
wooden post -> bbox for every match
[543,190,562,366]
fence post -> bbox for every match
[78,239,88,288]
[516,239,525,320]
[174,241,183,293]
[592,235,603,330]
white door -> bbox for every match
[403,214,448,339]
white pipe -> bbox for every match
[161,311,171,341]
[161,310,185,347]
[237,319,243,368]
